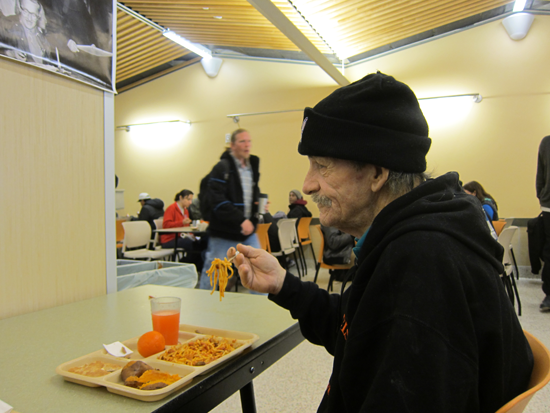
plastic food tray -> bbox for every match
[56,324,259,402]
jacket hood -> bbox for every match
[361,172,504,273]
[292,199,308,206]
[145,198,164,209]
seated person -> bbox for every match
[132,192,164,231]
[463,181,499,221]
[287,189,312,219]
[160,189,195,254]
[321,224,355,282]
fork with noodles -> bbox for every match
[206,252,238,301]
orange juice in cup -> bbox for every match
[150,297,181,345]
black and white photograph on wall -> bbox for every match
[0,0,115,92]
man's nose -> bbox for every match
[302,169,318,195]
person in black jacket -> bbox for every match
[133,192,164,231]
[288,189,312,219]
[229,72,533,413]
[198,129,264,293]
[536,135,550,311]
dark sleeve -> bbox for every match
[536,144,546,199]
[209,159,246,226]
[269,272,342,355]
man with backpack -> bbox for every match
[198,129,263,293]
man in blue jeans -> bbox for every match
[199,129,264,294]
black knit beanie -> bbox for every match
[298,72,431,173]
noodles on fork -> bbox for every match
[206,257,234,301]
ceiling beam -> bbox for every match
[247,0,350,86]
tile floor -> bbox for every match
[213,260,550,413]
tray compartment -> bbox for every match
[56,354,128,387]
[103,361,196,402]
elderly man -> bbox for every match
[231,72,533,412]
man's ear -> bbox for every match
[370,166,390,193]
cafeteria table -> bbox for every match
[155,227,206,262]
[0,285,304,413]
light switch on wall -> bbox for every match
[225,133,231,144]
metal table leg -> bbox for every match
[239,381,257,413]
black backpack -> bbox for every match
[198,159,230,221]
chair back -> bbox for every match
[498,226,518,265]
[495,330,550,413]
[492,220,507,237]
[283,218,300,248]
[151,218,164,247]
[277,219,297,251]
[297,217,313,242]
[122,221,152,250]
[255,223,272,252]
[314,224,326,265]
[116,219,126,244]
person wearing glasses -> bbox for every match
[1,0,51,64]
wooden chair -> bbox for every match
[255,223,272,252]
[313,225,353,291]
[297,217,315,275]
[495,330,550,413]
[121,221,173,261]
[492,219,507,237]
[498,226,521,316]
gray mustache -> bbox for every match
[312,193,332,207]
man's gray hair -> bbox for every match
[348,160,429,197]
[384,170,430,196]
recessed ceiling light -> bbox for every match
[214,16,222,19]
[203,7,209,10]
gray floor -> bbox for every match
[213,261,550,413]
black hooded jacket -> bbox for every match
[208,151,260,241]
[270,172,533,413]
[137,198,164,230]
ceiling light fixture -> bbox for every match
[287,0,345,60]
[116,119,191,133]
[418,94,483,103]
[116,3,212,59]
[513,0,527,12]
[162,30,212,59]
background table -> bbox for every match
[0,285,303,413]
[155,227,207,262]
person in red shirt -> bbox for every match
[160,189,194,254]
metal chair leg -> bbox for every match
[509,247,522,316]
[313,263,320,284]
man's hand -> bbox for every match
[183,217,192,225]
[228,245,286,295]
[241,219,254,236]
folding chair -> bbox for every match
[297,217,316,275]
[271,219,301,277]
[255,223,272,252]
[498,226,522,316]
[121,221,173,261]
